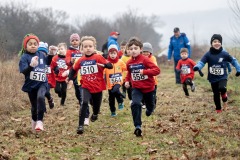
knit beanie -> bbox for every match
[180,48,188,53]
[38,41,48,54]
[18,33,40,56]
[108,44,118,53]
[70,33,80,42]
[210,34,222,45]
[142,42,153,54]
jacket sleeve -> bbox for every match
[167,38,173,60]
[142,58,160,76]
[19,56,33,75]
[184,36,191,57]
[230,56,240,72]
[176,60,181,70]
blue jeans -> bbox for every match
[131,88,155,128]
[174,60,181,84]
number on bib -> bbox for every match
[81,65,98,75]
[131,73,148,81]
[209,67,224,75]
[30,71,46,82]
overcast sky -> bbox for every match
[2,0,229,18]
[2,0,235,48]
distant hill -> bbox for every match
[158,8,235,48]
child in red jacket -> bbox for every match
[67,36,113,134]
[176,48,203,97]
[51,43,70,106]
[125,37,160,137]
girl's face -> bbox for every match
[82,40,95,56]
[26,39,39,53]
[180,52,188,59]
[128,44,142,57]
[58,46,67,55]
[109,51,118,59]
[212,39,222,50]
[71,39,80,48]
[142,51,151,57]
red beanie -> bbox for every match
[23,34,40,50]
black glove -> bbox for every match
[198,70,204,77]
[176,69,181,73]
[54,66,59,75]
[193,66,199,71]
[111,84,121,93]
[236,72,240,77]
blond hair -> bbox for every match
[57,42,67,49]
[80,36,97,50]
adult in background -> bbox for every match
[168,27,191,84]
[107,31,120,50]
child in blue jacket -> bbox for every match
[194,34,240,113]
[19,34,49,132]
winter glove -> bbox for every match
[198,70,204,77]
[54,66,59,75]
[111,84,121,93]
[176,69,181,73]
[193,66,199,71]
[235,72,240,77]
[30,56,39,67]
[62,70,69,77]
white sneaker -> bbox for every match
[84,118,89,126]
[32,120,37,131]
[35,120,44,132]
[142,105,146,109]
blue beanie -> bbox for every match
[38,41,48,54]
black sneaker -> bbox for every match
[146,110,152,117]
[134,128,142,137]
[90,114,98,122]
[77,126,84,134]
[48,98,54,109]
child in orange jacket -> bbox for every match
[104,44,127,116]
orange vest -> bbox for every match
[104,59,126,90]
[121,55,131,80]
[149,55,158,85]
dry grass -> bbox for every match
[0,59,240,159]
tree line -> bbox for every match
[0,1,163,58]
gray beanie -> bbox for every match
[142,42,153,54]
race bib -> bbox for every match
[81,65,98,75]
[181,66,190,74]
[30,71,46,82]
[131,73,148,81]
[109,73,122,84]
[57,59,68,69]
[209,67,224,75]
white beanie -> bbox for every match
[108,44,118,53]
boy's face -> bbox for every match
[120,45,126,53]
[128,44,142,57]
[109,50,118,59]
[58,46,67,55]
[82,40,95,56]
[212,39,222,50]
[71,39,80,48]
[142,51,151,57]
[180,52,188,59]
[26,39,39,53]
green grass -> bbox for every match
[1,64,240,159]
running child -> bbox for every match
[194,34,240,113]
[67,36,113,134]
[125,37,160,137]
[51,43,70,106]
[104,44,126,116]
[19,33,48,132]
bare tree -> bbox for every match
[228,0,240,45]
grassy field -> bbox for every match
[0,59,240,160]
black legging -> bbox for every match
[78,88,103,126]
[55,81,67,105]
[28,84,48,121]
[182,78,193,96]
[211,79,227,110]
